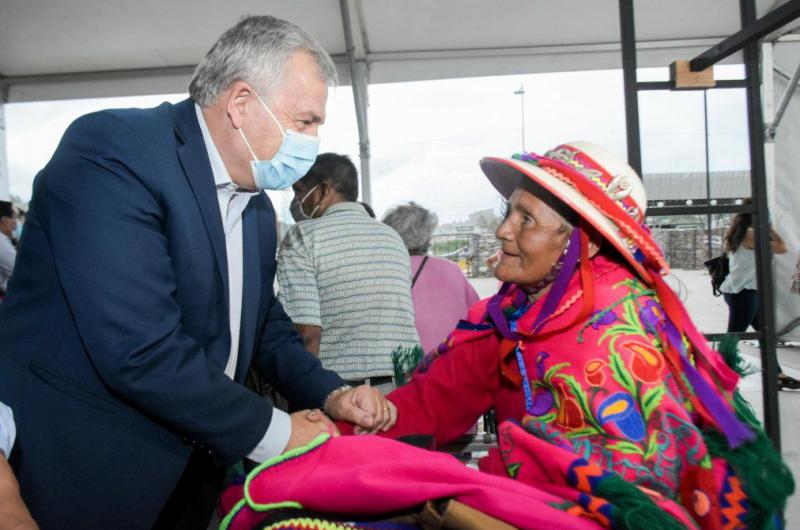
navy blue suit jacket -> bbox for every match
[0,98,343,529]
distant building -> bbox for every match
[438,209,499,235]
[644,170,750,205]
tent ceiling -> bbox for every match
[0,0,785,102]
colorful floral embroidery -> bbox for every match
[597,393,645,442]
[515,276,718,501]
[619,338,665,383]
[584,359,606,385]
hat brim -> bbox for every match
[480,156,651,281]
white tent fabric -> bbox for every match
[0,2,796,300]
[0,0,766,102]
[773,42,800,340]
[3,0,779,203]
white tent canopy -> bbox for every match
[0,0,778,103]
[5,0,791,205]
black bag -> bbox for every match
[703,253,730,297]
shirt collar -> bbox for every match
[194,103,236,189]
[322,202,368,217]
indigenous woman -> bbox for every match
[220,142,792,530]
[383,142,793,529]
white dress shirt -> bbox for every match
[0,233,16,291]
[195,104,291,462]
[0,401,15,457]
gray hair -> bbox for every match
[382,202,439,255]
[189,15,338,107]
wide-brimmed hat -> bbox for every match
[480,141,668,282]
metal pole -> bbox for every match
[618,0,642,176]
[514,84,526,151]
[766,59,800,138]
[339,0,372,204]
[741,0,782,450]
[703,91,713,259]
[0,84,10,201]
[521,88,525,151]
[763,43,777,215]
[354,63,372,205]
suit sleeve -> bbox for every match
[38,112,271,464]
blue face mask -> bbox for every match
[11,222,22,241]
[238,94,320,191]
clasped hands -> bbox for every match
[284,385,397,453]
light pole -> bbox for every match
[513,84,526,152]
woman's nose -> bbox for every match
[496,217,512,241]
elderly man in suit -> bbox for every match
[0,15,395,530]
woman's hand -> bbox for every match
[326,385,397,434]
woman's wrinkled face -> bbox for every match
[494,187,571,287]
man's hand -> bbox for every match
[283,409,340,454]
[0,455,39,530]
[326,385,397,434]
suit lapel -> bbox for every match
[235,198,262,382]
[172,99,229,304]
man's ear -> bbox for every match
[319,180,335,201]
[225,81,255,130]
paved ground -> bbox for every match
[469,269,800,526]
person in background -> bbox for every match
[0,201,17,297]
[11,208,25,247]
[279,153,419,393]
[0,403,38,530]
[382,202,479,353]
[719,211,799,390]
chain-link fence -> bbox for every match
[431,223,732,275]
[649,213,734,269]
[430,232,500,278]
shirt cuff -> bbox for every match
[0,402,16,458]
[246,408,291,463]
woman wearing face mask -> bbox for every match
[0,201,18,299]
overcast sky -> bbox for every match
[4,65,750,224]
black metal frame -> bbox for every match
[740,0,782,449]
[690,0,800,72]
[619,0,642,176]
[636,79,748,91]
[617,0,800,449]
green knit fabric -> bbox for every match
[594,474,686,530]
[705,338,795,529]
[391,345,424,387]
